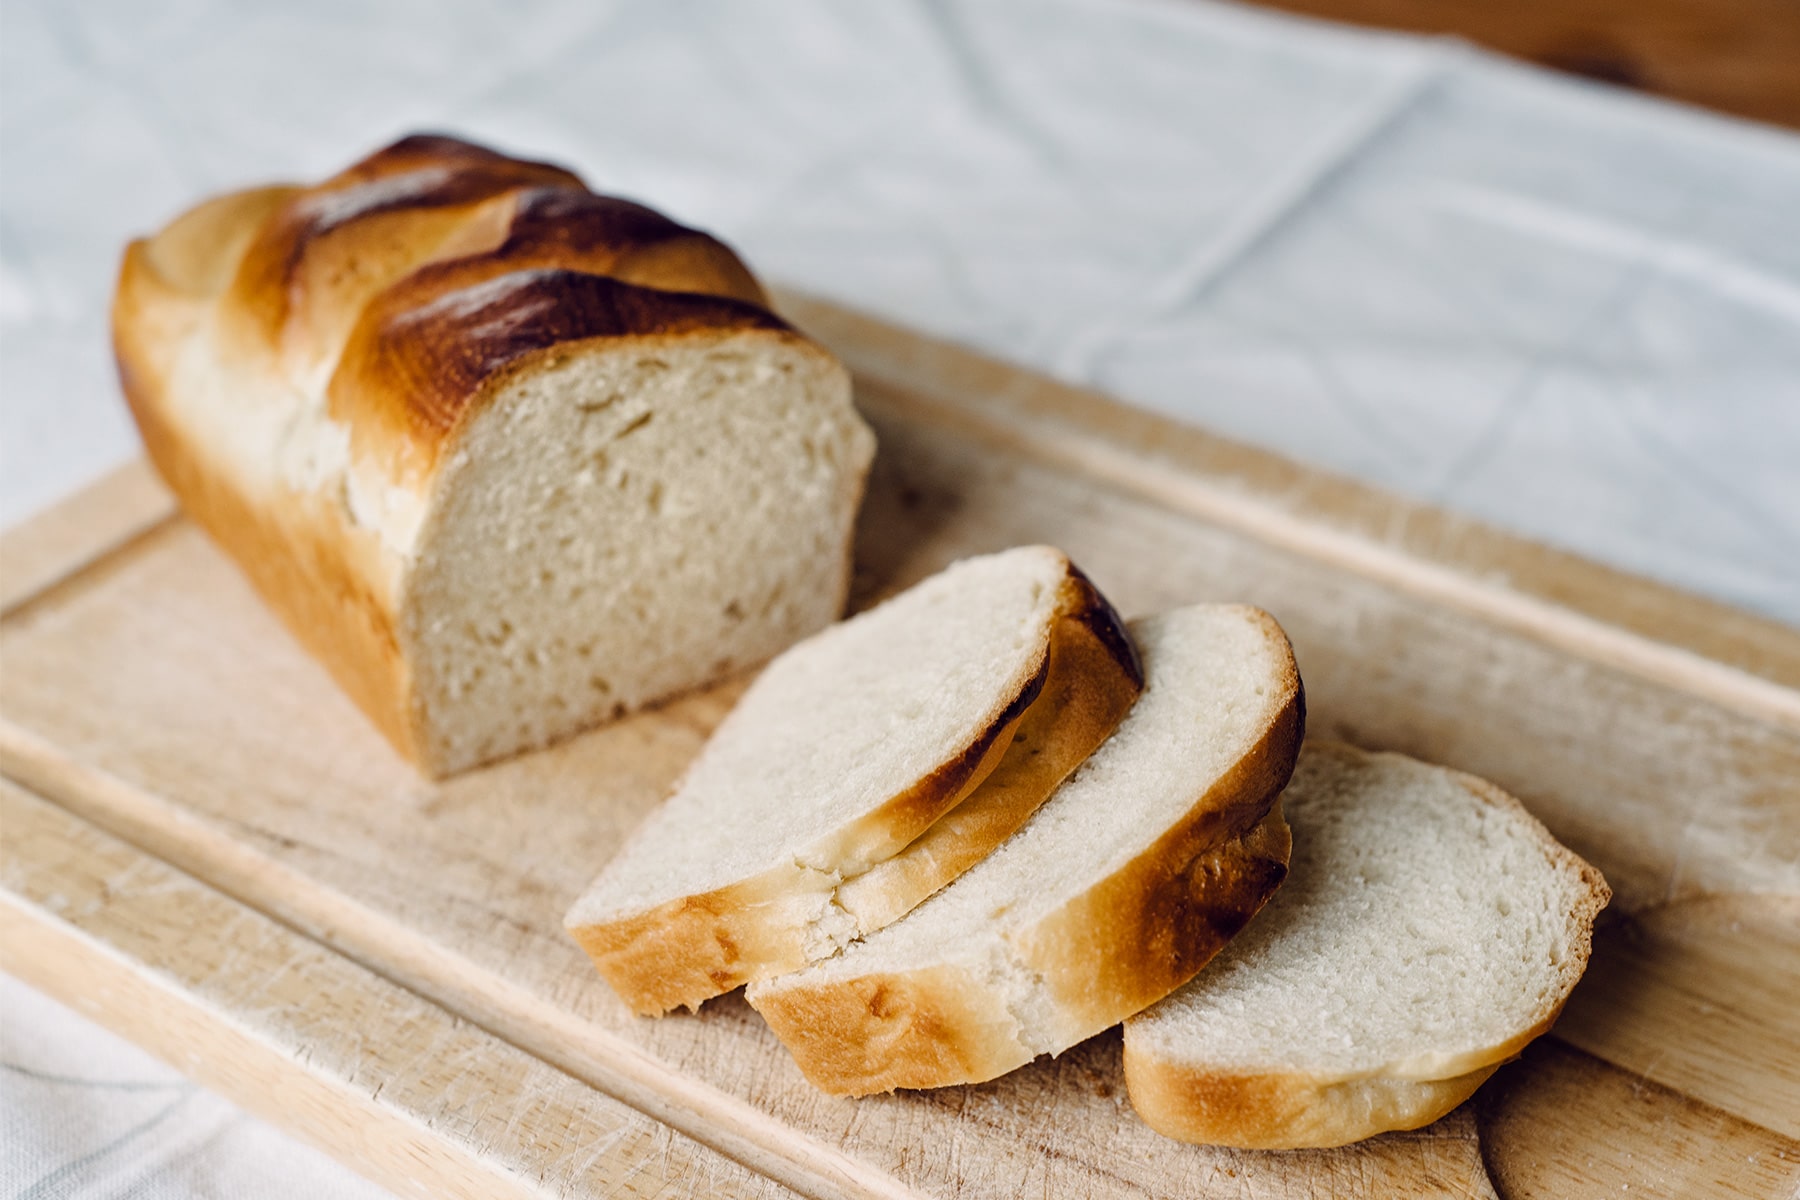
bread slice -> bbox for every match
[1123,741,1611,1149]
[113,134,875,775]
[565,546,1143,1015]
[745,605,1304,1095]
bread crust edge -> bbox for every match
[1120,1049,1503,1149]
[832,564,1145,932]
[1120,739,1613,1148]
[746,611,1303,1095]
[565,554,1143,1015]
[1015,618,1302,1044]
[114,216,428,767]
[748,807,1294,1095]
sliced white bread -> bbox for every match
[565,546,1143,1015]
[746,605,1304,1095]
[1123,741,1610,1149]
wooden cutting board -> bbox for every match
[2,291,1796,1200]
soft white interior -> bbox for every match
[751,605,1293,1055]
[566,544,1075,926]
[404,332,872,772]
[1125,743,1597,1078]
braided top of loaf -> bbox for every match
[119,134,791,488]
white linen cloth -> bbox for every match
[0,974,390,1200]
[3,0,1796,1195]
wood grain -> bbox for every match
[773,290,1800,720]
[0,458,174,615]
[3,296,1797,1197]
[0,779,797,1200]
[1478,1041,1800,1199]
[1555,894,1800,1140]
[1225,0,1800,131]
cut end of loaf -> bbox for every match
[402,330,871,775]
[1122,740,1610,1149]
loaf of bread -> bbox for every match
[746,605,1304,1095]
[1123,741,1610,1149]
[565,546,1143,1015]
[112,134,875,775]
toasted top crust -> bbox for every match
[128,132,792,506]
[224,135,584,364]
[332,266,788,489]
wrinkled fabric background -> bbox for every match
[3,0,1797,1195]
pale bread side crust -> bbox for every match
[116,212,428,762]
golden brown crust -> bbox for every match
[835,571,1142,931]
[331,268,791,487]
[566,701,1030,1018]
[1020,794,1295,1046]
[115,187,424,763]
[220,134,770,389]
[568,630,1041,1016]
[745,608,1302,1095]
[1120,741,1611,1149]
[1017,629,1300,1042]
[1122,1050,1501,1150]
[223,134,582,365]
[114,187,299,384]
[1061,561,1143,690]
[437,185,770,308]
[111,134,839,775]
[566,555,1145,1016]
[747,966,1030,1093]
[121,374,420,759]
[137,185,304,297]
[567,861,834,1017]
[751,809,1293,1096]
